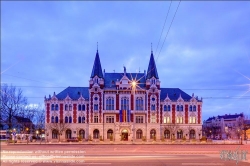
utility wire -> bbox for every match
[156,0,181,61]
[155,0,172,55]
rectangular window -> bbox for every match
[167,117,170,123]
[94,116,98,123]
[151,105,155,111]
[192,117,196,123]
[136,116,143,123]
[106,116,114,123]
[163,117,167,123]
[94,104,98,111]
[151,116,156,123]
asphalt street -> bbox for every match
[1,144,250,166]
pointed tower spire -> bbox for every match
[146,44,159,79]
[91,44,103,78]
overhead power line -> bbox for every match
[156,0,181,61]
[155,0,172,55]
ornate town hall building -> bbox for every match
[45,49,203,142]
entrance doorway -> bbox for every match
[121,129,128,141]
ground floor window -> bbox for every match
[79,129,85,139]
[190,129,195,139]
[164,130,170,139]
[107,129,113,139]
[52,129,58,139]
[93,129,99,139]
[177,130,183,139]
[136,129,143,139]
[150,129,156,139]
[66,129,72,139]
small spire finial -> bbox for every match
[151,43,153,53]
[97,42,98,52]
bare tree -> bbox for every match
[235,115,245,139]
[46,122,71,142]
[164,123,179,140]
[1,84,28,129]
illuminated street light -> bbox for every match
[132,81,137,88]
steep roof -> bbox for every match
[206,113,243,121]
[146,51,159,79]
[104,73,146,89]
[160,88,192,101]
[90,50,103,78]
[56,87,89,100]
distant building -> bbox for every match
[45,49,203,142]
[203,113,244,140]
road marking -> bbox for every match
[182,163,224,165]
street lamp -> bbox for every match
[131,80,137,144]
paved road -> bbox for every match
[1,144,250,166]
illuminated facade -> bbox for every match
[45,49,203,142]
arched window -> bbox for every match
[106,97,114,110]
[177,105,179,111]
[107,129,113,139]
[65,129,72,139]
[190,129,196,139]
[69,116,72,123]
[164,105,167,111]
[136,129,143,139]
[150,129,156,139]
[189,105,192,111]
[69,104,72,111]
[79,129,85,139]
[51,116,54,123]
[65,104,68,111]
[82,116,85,123]
[177,130,183,139]
[78,105,81,111]
[121,97,129,110]
[180,105,183,111]
[193,105,196,111]
[168,105,171,111]
[136,97,143,110]
[51,104,55,111]
[78,116,81,123]
[93,129,99,139]
[52,129,58,139]
[65,116,68,123]
[55,116,58,123]
[164,130,170,139]
[56,104,58,111]
[82,105,85,111]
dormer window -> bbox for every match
[94,77,98,84]
[151,79,156,85]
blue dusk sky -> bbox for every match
[1,1,250,121]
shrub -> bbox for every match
[182,136,186,141]
[32,136,37,139]
[78,136,82,141]
[200,136,207,142]
[142,136,146,142]
[110,135,113,141]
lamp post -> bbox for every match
[131,80,136,144]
